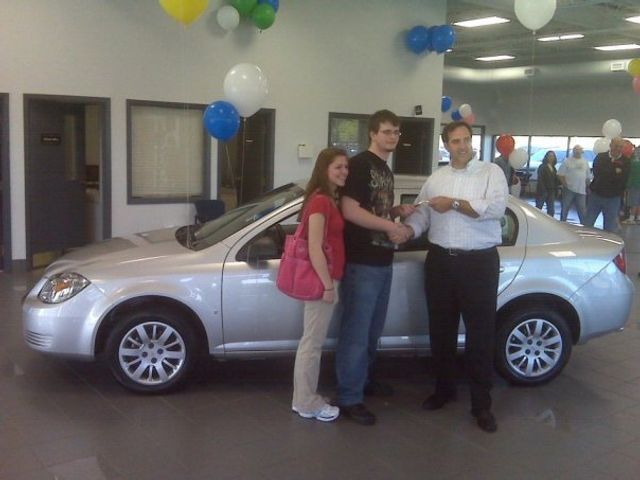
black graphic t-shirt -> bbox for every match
[342,150,395,266]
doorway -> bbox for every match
[394,117,435,176]
[24,95,111,269]
[1,94,9,271]
[217,109,275,210]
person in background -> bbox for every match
[335,109,414,426]
[291,148,348,422]
[403,121,508,433]
[585,137,630,233]
[494,154,518,194]
[535,151,559,217]
[622,144,640,225]
[558,145,590,224]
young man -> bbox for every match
[403,121,508,433]
[335,109,414,426]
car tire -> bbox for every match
[106,308,198,394]
[495,308,572,386]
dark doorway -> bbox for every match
[394,117,435,176]
[218,109,275,209]
[24,95,111,269]
[1,94,9,271]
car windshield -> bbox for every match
[177,183,304,251]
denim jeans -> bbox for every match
[585,192,621,233]
[335,263,392,406]
[561,188,586,224]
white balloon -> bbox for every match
[223,63,269,118]
[458,103,473,117]
[514,0,556,32]
[217,5,240,31]
[593,137,610,154]
[602,119,622,139]
[509,148,528,169]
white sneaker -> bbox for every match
[292,404,340,422]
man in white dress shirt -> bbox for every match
[403,121,508,433]
[558,145,590,224]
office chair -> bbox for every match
[194,199,225,224]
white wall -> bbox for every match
[0,0,447,261]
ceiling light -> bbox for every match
[538,33,584,42]
[454,16,510,28]
[594,44,640,51]
[625,16,640,24]
[475,55,515,62]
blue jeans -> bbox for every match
[561,188,586,224]
[335,263,392,406]
[585,192,621,233]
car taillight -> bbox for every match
[613,249,626,274]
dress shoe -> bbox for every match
[472,409,497,433]
[339,403,376,426]
[364,380,394,397]
[422,391,456,410]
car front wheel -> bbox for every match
[106,308,197,394]
[495,308,572,386]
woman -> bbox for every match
[536,150,559,217]
[292,147,348,422]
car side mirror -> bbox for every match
[246,236,280,265]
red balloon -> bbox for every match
[496,135,515,157]
[633,76,640,94]
[622,139,635,158]
[463,113,476,125]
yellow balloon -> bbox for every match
[628,58,640,77]
[159,0,209,26]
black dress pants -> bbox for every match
[424,245,499,411]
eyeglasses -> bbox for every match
[380,129,402,136]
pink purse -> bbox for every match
[276,203,333,301]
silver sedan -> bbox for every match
[23,181,634,393]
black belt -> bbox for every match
[429,244,496,257]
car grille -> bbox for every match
[25,331,53,348]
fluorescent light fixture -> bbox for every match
[538,33,584,42]
[625,16,640,24]
[594,44,640,51]
[475,55,515,62]
[454,16,510,28]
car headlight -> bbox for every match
[38,273,90,304]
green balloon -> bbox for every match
[231,0,257,17]
[251,3,275,30]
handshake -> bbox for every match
[387,223,414,245]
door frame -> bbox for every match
[23,94,111,269]
[1,93,10,272]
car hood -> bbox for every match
[44,227,190,276]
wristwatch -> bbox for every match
[452,199,461,211]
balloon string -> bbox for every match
[527,31,536,160]
[239,117,247,205]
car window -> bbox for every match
[236,213,300,262]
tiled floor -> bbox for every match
[2,210,640,480]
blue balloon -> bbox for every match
[432,25,456,54]
[441,96,453,113]
[451,109,463,121]
[203,101,240,142]
[405,25,430,54]
[257,0,279,12]
[425,26,438,52]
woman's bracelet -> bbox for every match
[324,287,334,291]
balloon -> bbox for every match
[431,25,456,54]
[159,0,209,26]
[602,119,622,139]
[458,103,473,117]
[231,0,257,17]
[593,137,610,154]
[203,101,240,141]
[405,26,430,54]
[425,26,438,52]
[463,114,476,125]
[257,0,279,13]
[251,3,275,30]
[496,135,515,157]
[509,148,528,169]
[628,58,640,77]
[451,110,463,121]
[633,77,640,94]
[514,0,556,31]
[441,96,453,113]
[216,5,240,31]
[223,63,269,118]
[623,140,635,158]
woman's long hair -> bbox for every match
[301,147,348,212]
[542,150,557,166]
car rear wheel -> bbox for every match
[106,308,198,394]
[495,308,572,386]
